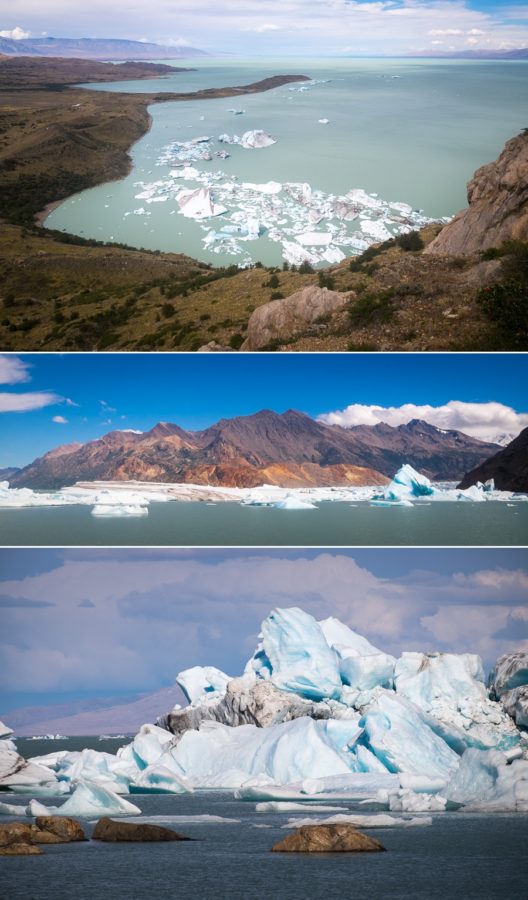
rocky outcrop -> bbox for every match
[34,816,86,842]
[92,817,191,842]
[457,427,528,491]
[241,286,353,351]
[425,132,528,256]
[271,824,386,853]
[167,677,339,735]
[489,651,528,729]
[0,818,84,854]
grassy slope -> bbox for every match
[0,57,523,351]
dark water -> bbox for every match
[1,789,527,899]
[16,737,131,757]
[1,501,527,546]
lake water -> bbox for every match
[1,500,527,546]
[1,774,527,900]
[45,58,528,267]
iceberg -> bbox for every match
[177,187,227,220]
[283,813,432,828]
[240,130,276,149]
[379,464,435,502]
[27,780,141,818]
[320,617,396,692]
[444,748,528,811]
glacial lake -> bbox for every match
[1,784,526,900]
[1,500,527,546]
[44,58,528,267]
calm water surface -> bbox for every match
[1,786,527,899]
[45,58,528,266]
[1,501,527,546]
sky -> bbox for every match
[1,1,528,56]
[1,353,527,468]
[0,547,527,709]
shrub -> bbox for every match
[348,290,396,326]
[270,291,284,300]
[396,231,424,252]
[229,332,245,350]
[477,279,528,348]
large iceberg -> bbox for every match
[1,607,525,816]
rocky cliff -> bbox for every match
[425,131,528,256]
[458,427,528,491]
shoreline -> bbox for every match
[30,71,310,229]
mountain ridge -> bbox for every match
[9,410,501,489]
[458,427,528,492]
[0,36,207,60]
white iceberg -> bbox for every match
[178,187,227,220]
[240,130,276,149]
[320,617,396,692]
[27,780,141,818]
[284,812,432,828]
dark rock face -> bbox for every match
[10,410,499,489]
[271,824,386,853]
[425,132,528,256]
[457,427,528,491]
[489,651,528,729]
[92,817,192,842]
[34,816,86,842]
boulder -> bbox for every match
[241,285,353,350]
[0,821,35,846]
[425,131,528,256]
[35,816,86,842]
[92,817,192,842]
[0,842,43,856]
[271,823,386,853]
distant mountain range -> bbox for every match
[3,686,183,737]
[409,48,528,60]
[9,410,501,490]
[0,36,207,60]
[458,427,528,492]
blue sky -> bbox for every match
[2,2,527,56]
[1,353,528,467]
[1,547,527,709]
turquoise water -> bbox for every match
[1,500,527,546]
[45,59,528,267]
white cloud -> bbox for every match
[5,2,528,55]
[0,356,31,386]
[0,551,526,694]
[0,391,64,413]
[317,401,528,444]
[52,415,68,424]
[0,26,30,40]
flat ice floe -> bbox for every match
[131,126,447,266]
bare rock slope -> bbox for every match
[426,132,528,256]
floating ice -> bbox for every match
[256,802,349,813]
[27,780,141,818]
[379,464,435,502]
[91,504,148,517]
[283,813,432,828]
[178,187,227,219]
[240,130,276,149]
[320,617,396,692]
[444,748,528,812]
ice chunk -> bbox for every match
[388,789,446,812]
[131,764,193,794]
[273,496,317,510]
[320,617,396,691]
[256,802,349,813]
[0,720,13,738]
[281,241,319,267]
[380,464,435,502]
[176,666,232,704]
[297,231,333,246]
[27,780,141,818]
[360,220,393,241]
[360,693,460,779]
[318,118,330,124]
[91,504,148,517]
[240,130,276,149]
[322,247,346,264]
[444,748,528,811]
[260,608,342,700]
[177,187,227,219]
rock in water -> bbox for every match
[241,286,353,351]
[0,842,43,856]
[0,822,35,846]
[425,131,528,256]
[92,817,192,842]
[271,824,386,853]
[34,816,86,842]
